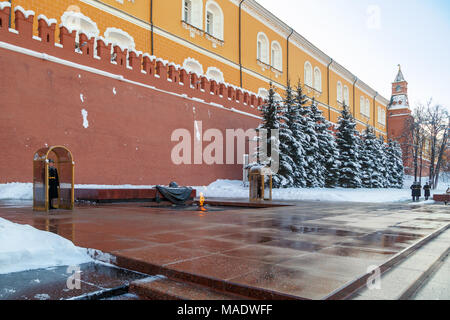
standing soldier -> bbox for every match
[423,182,431,201]
[48,159,59,209]
[410,182,421,202]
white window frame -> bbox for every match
[365,98,371,118]
[304,61,313,87]
[314,67,322,92]
[181,0,202,29]
[337,81,343,103]
[360,96,366,116]
[270,41,282,71]
[183,0,192,24]
[205,0,224,40]
[343,85,349,105]
[256,32,269,65]
[377,106,386,125]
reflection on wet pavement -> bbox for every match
[0,262,146,300]
[0,200,448,300]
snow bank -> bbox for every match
[0,176,447,202]
[0,217,93,274]
[195,179,448,203]
[0,182,33,200]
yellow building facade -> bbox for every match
[12,0,390,136]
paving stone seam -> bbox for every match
[322,222,450,300]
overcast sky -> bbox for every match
[256,0,450,110]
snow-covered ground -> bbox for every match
[0,176,447,203]
[0,217,93,274]
[196,179,447,203]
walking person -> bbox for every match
[410,182,421,202]
[423,182,431,201]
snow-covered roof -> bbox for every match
[389,94,409,110]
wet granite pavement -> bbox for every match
[0,199,448,300]
[0,262,147,300]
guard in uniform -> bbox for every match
[423,182,431,201]
[48,159,59,209]
[410,182,421,202]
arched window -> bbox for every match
[304,61,313,87]
[104,27,135,51]
[206,67,224,83]
[182,0,202,29]
[343,86,349,105]
[61,11,99,42]
[337,81,343,103]
[365,98,371,118]
[377,106,386,125]
[360,96,365,115]
[314,67,322,92]
[205,0,224,40]
[271,41,282,71]
[183,57,203,75]
[257,32,269,64]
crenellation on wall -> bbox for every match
[38,16,56,45]
[14,6,34,39]
[0,4,263,116]
[0,5,10,32]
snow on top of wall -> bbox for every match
[156,57,169,65]
[206,66,224,83]
[142,53,156,61]
[0,1,11,10]
[0,217,93,274]
[104,27,135,51]
[37,14,57,27]
[168,62,181,69]
[14,5,35,19]
[183,57,204,77]
[60,11,100,39]
[129,49,143,57]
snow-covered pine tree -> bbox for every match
[254,85,279,169]
[283,82,308,187]
[376,135,389,188]
[276,90,297,188]
[295,83,320,188]
[255,85,295,188]
[310,99,340,188]
[392,140,405,188]
[385,139,397,188]
[385,139,405,188]
[336,105,362,188]
[360,126,383,188]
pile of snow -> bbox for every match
[195,179,448,203]
[0,175,447,203]
[0,217,93,274]
[0,182,33,200]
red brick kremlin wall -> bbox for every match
[0,5,262,185]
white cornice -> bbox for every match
[229,0,389,104]
[83,0,389,105]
